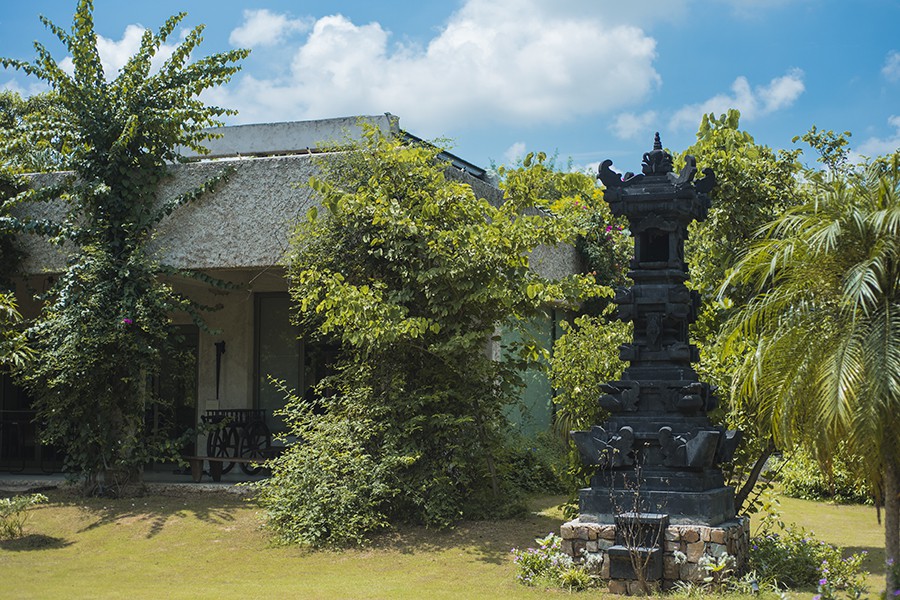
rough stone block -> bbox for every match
[599,524,617,540]
[708,542,727,558]
[586,540,599,553]
[682,529,701,543]
[575,525,591,540]
[686,540,705,562]
[607,580,628,595]
[710,529,726,544]
[664,539,682,553]
[700,526,711,542]
[588,526,600,541]
[560,522,576,540]
[600,555,610,579]
[561,539,574,556]
[664,528,680,542]
[598,539,615,551]
[572,540,585,557]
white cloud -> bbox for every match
[611,111,658,140]
[213,0,661,135]
[1,79,49,96]
[670,69,804,131]
[883,50,900,82]
[59,24,178,79]
[229,9,311,48]
[856,115,900,157]
[503,141,526,165]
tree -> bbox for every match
[0,90,72,172]
[0,0,248,495]
[720,151,900,594]
[677,110,804,511]
[255,127,599,546]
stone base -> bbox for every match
[560,516,750,595]
[579,485,736,526]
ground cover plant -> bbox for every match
[0,486,887,599]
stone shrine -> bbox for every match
[561,135,748,591]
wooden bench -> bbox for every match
[186,456,260,483]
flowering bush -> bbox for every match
[511,533,598,591]
[750,519,868,596]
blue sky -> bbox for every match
[2,0,899,174]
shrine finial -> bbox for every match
[642,132,673,175]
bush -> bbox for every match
[502,432,568,495]
[0,493,47,539]
[265,126,598,545]
[511,533,599,591]
[749,500,868,596]
[548,312,628,435]
[254,390,400,547]
[774,446,871,505]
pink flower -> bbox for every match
[122,318,133,325]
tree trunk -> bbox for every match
[734,439,776,514]
[885,456,900,595]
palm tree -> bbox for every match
[720,155,900,594]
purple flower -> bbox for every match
[122,318,133,325]
[893,590,900,597]
[813,595,821,600]
[819,578,827,585]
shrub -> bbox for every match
[502,432,568,495]
[254,389,400,547]
[774,446,871,505]
[0,493,47,539]
[749,502,868,595]
[511,533,599,591]
[268,126,598,545]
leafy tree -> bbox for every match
[0,90,72,172]
[720,151,900,594]
[256,127,598,545]
[0,0,248,494]
[677,110,805,510]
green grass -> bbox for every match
[0,488,885,599]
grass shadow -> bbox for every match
[366,495,569,565]
[844,545,885,576]
[0,533,74,551]
[47,487,249,539]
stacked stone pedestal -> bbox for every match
[560,516,750,594]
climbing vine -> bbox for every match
[0,0,248,494]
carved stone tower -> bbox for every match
[561,137,749,591]
[572,134,740,525]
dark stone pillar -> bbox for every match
[570,134,740,529]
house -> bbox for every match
[0,114,578,473]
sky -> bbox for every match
[1,0,899,175]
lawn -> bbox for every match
[0,486,885,599]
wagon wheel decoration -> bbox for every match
[238,421,272,475]
[207,422,239,474]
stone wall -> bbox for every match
[560,516,750,594]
